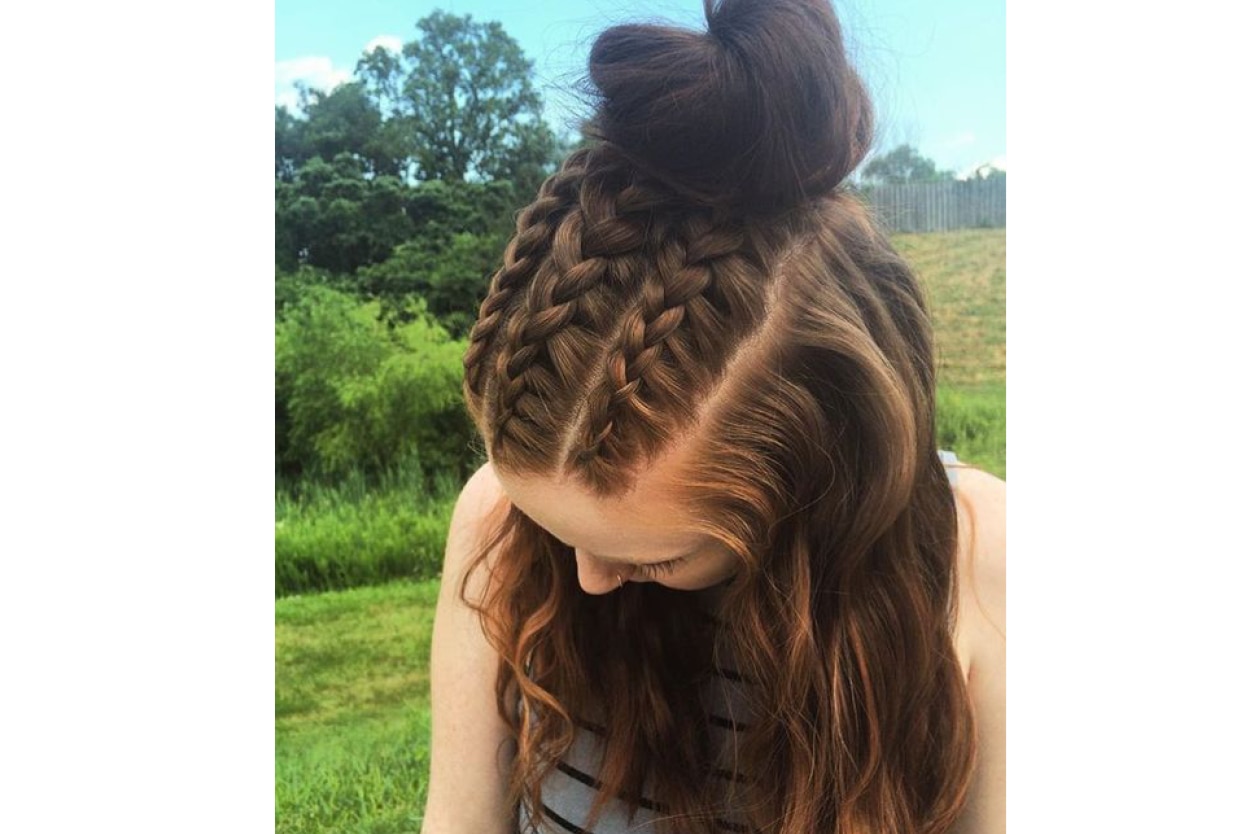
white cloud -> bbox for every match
[274,56,352,113]
[364,35,403,55]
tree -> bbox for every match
[275,105,307,182]
[862,144,955,185]
[358,230,506,337]
[967,163,1006,182]
[275,154,415,274]
[300,81,409,177]
[355,11,560,184]
[356,179,516,334]
[277,82,414,179]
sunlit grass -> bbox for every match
[896,228,1006,477]
[276,579,439,834]
[896,228,1006,390]
[936,383,1005,479]
[276,484,456,597]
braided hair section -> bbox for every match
[463,146,688,473]
[462,151,589,404]
[569,210,778,493]
[464,142,787,486]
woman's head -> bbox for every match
[482,186,938,596]
[460,1,975,831]
[463,0,928,546]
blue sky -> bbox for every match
[275,0,1005,177]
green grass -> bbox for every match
[894,228,1006,390]
[936,383,1006,479]
[276,480,457,597]
[277,579,440,834]
[895,229,1007,478]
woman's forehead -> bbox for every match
[494,465,702,561]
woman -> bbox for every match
[422,0,1005,832]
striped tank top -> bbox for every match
[519,649,755,833]
[520,452,963,833]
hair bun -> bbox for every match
[587,0,873,213]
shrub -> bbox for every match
[357,229,507,337]
[275,284,478,484]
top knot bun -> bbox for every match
[587,0,873,214]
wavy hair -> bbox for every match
[460,1,976,831]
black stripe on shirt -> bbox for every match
[573,716,607,736]
[558,757,749,792]
[554,760,668,813]
[549,760,755,832]
[540,801,593,834]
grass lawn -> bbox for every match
[895,228,1006,390]
[896,228,1007,478]
[276,480,457,598]
[274,228,1006,831]
[276,580,440,834]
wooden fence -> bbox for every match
[860,178,1006,233]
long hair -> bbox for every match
[459,1,976,831]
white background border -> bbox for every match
[4,0,1249,830]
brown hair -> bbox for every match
[460,1,975,831]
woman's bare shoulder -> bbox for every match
[949,467,1006,834]
[953,468,1005,642]
[444,462,511,586]
[421,462,515,834]
[451,461,508,540]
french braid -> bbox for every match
[570,212,775,489]
[462,152,594,402]
[465,147,694,471]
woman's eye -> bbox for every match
[637,557,684,578]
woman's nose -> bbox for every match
[574,548,628,595]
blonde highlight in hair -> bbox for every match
[459,1,976,830]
